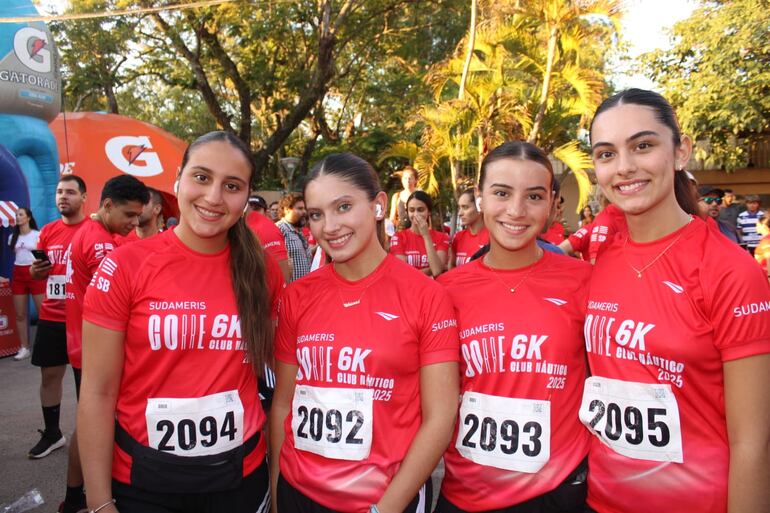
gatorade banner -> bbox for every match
[0,282,20,358]
[49,112,185,219]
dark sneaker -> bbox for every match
[28,429,66,459]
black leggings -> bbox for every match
[277,473,432,513]
[113,460,269,513]
[434,459,587,513]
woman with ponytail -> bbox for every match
[77,131,283,513]
[580,89,770,513]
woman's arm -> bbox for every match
[78,321,125,512]
[389,194,400,224]
[269,360,299,513]
[375,361,459,513]
[724,353,770,513]
[447,246,456,270]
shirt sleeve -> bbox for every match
[86,233,116,276]
[82,250,132,332]
[417,282,460,366]
[706,252,770,362]
[389,232,404,256]
[262,222,289,262]
[264,253,286,320]
[435,231,450,252]
[274,286,299,365]
[568,226,590,254]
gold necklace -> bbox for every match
[624,217,692,278]
[484,249,543,294]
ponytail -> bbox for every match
[673,170,700,216]
[227,216,273,378]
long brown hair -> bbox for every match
[591,88,700,216]
[180,131,273,377]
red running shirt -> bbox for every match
[451,227,489,267]
[246,211,289,262]
[389,229,450,270]
[36,219,86,323]
[83,229,284,484]
[582,217,770,513]
[568,204,626,263]
[65,219,116,368]
[274,255,459,512]
[437,252,591,510]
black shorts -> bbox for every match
[31,320,68,368]
[113,459,269,513]
[277,473,432,513]
[434,459,587,513]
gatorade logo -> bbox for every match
[105,136,163,177]
[13,27,52,73]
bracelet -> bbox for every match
[90,499,116,513]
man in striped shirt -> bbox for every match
[737,194,765,255]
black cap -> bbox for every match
[698,185,724,198]
[248,195,268,210]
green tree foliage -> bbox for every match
[641,0,770,169]
[51,0,468,183]
[382,0,620,213]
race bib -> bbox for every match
[456,391,550,473]
[46,275,66,300]
[145,390,244,457]
[291,385,373,461]
[579,377,683,463]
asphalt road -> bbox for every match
[0,328,78,512]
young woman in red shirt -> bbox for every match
[435,141,591,513]
[581,89,770,513]
[77,131,282,513]
[448,190,488,270]
[270,152,459,513]
[389,190,449,277]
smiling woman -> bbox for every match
[270,152,459,513]
[76,131,283,513]
[581,89,770,513]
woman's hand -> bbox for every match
[412,215,429,237]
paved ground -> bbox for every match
[0,329,78,511]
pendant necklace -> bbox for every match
[624,217,692,278]
[485,249,543,294]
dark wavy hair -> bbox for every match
[590,88,699,216]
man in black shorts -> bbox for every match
[29,175,88,512]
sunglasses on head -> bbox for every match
[702,197,722,205]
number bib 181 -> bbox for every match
[579,376,683,463]
[145,390,244,457]
[46,275,66,300]
[456,391,550,473]
[291,385,373,461]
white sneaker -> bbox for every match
[13,347,31,360]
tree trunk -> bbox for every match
[528,25,558,144]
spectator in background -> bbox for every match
[8,207,44,360]
[119,187,163,243]
[698,185,739,243]
[277,192,311,281]
[390,190,449,277]
[541,196,566,245]
[268,201,280,222]
[737,194,765,255]
[389,165,419,230]
[755,216,770,278]
[579,205,595,227]
[448,189,488,269]
[718,189,742,231]
[246,194,292,283]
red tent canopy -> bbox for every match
[0,201,18,228]
[49,112,186,220]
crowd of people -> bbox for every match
[2,88,769,513]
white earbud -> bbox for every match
[475,197,482,211]
[375,204,383,218]
[173,180,179,195]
